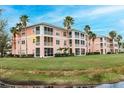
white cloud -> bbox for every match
[90,6,124,15]
[119,19,124,25]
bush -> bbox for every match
[11,54,34,58]
[118,52,124,54]
[55,53,74,57]
[107,52,115,54]
[86,52,100,55]
[21,54,34,58]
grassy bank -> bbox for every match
[1,54,124,85]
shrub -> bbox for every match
[88,73,104,82]
[86,52,100,55]
[21,54,34,58]
[107,52,115,54]
[55,53,74,57]
[118,52,124,54]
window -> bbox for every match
[44,37,53,46]
[36,26,40,34]
[44,26,53,35]
[75,48,80,55]
[100,43,103,48]
[100,38,103,42]
[81,33,84,38]
[75,40,79,44]
[36,26,40,31]
[36,48,40,56]
[56,40,60,45]
[63,32,66,37]
[22,32,25,36]
[69,40,72,45]
[64,40,66,46]
[56,32,60,36]
[81,40,85,45]
[36,36,40,45]
[81,48,85,54]
[44,48,53,56]
[75,32,79,38]
[22,40,25,44]
[69,32,72,38]
[33,39,35,43]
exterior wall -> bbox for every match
[12,23,87,58]
[12,27,35,56]
[12,23,119,58]
[90,37,119,54]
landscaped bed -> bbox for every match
[1,54,124,87]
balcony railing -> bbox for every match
[75,44,80,47]
[44,31,53,35]
[44,42,53,46]
[36,42,40,46]
[75,35,79,38]
[36,30,40,35]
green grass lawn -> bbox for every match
[1,54,124,85]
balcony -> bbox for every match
[36,30,40,35]
[44,42,53,46]
[36,42,40,46]
[75,35,79,38]
[44,31,53,35]
[75,44,80,47]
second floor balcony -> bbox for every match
[36,42,40,46]
[44,42,53,46]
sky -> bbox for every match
[0,5,124,38]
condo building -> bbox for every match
[12,23,87,57]
[89,36,119,54]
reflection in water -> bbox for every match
[96,81,124,88]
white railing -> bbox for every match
[36,42,40,46]
[44,42,53,46]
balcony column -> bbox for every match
[40,36,44,58]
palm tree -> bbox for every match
[109,31,117,53]
[57,47,64,53]
[63,16,74,54]
[10,27,19,55]
[84,25,91,34]
[84,25,91,53]
[16,23,23,57]
[20,15,29,56]
[117,35,123,52]
[87,31,96,53]
[91,32,96,53]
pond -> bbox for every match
[96,81,124,88]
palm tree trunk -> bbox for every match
[92,40,94,53]
[25,28,28,56]
[67,30,70,54]
[13,35,16,56]
[19,33,22,57]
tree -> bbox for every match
[63,16,74,54]
[57,47,64,53]
[84,25,92,53]
[109,31,117,40]
[117,35,123,51]
[109,31,117,53]
[10,27,19,55]
[20,15,29,56]
[91,32,96,53]
[16,23,23,57]
[87,31,96,52]
[84,25,91,34]
[0,19,9,57]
